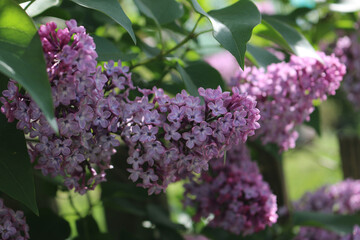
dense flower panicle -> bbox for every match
[333,35,360,109]
[119,86,261,194]
[231,52,346,151]
[184,144,278,236]
[0,20,133,194]
[0,199,29,240]
[293,179,360,240]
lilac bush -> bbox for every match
[293,179,360,240]
[0,199,29,240]
[120,86,261,194]
[184,143,278,235]
[231,52,346,151]
[1,20,260,196]
[0,20,135,194]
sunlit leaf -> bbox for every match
[0,0,57,132]
[191,0,261,69]
[134,0,184,25]
[24,0,61,17]
[254,16,321,62]
[71,0,136,43]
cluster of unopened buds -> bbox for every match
[293,179,360,240]
[184,143,278,235]
[120,87,260,194]
[231,52,345,151]
[0,20,134,194]
[0,199,29,240]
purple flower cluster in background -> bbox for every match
[0,20,134,194]
[0,199,29,240]
[293,179,360,240]
[120,86,261,194]
[231,52,345,151]
[184,143,278,236]
[334,34,360,110]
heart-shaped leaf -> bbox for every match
[191,0,261,69]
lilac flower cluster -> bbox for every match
[0,20,134,194]
[0,199,29,240]
[120,86,260,194]
[184,144,278,236]
[293,179,360,240]
[231,52,345,151]
[334,34,360,109]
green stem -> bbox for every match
[68,193,82,218]
[131,16,205,70]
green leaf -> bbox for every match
[70,0,136,44]
[304,107,321,136]
[184,61,225,89]
[76,215,100,239]
[134,0,184,25]
[27,208,70,239]
[93,36,137,62]
[293,211,360,234]
[246,44,280,68]
[176,63,199,98]
[25,0,61,17]
[146,204,185,230]
[0,0,57,133]
[254,16,321,62]
[0,114,38,215]
[103,196,146,217]
[0,0,36,49]
[191,0,261,69]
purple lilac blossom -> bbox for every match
[231,52,346,151]
[0,199,29,240]
[0,20,133,194]
[119,87,261,195]
[293,179,360,240]
[184,144,278,236]
[333,34,360,110]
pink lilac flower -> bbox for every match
[119,86,260,195]
[184,144,278,236]
[231,52,346,151]
[0,199,29,240]
[0,20,133,194]
[333,34,360,110]
[294,179,360,240]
